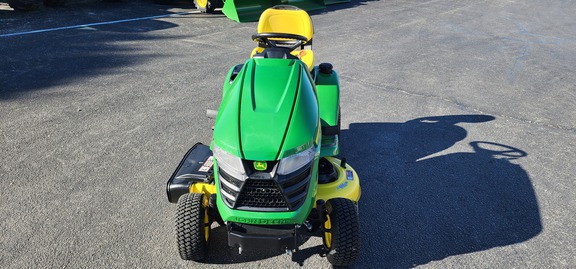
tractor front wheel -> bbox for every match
[176,193,210,261]
[323,198,360,267]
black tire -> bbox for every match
[43,0,65,7]
[176,193,210,261]
[323,198,360,267]
[7,0,41,10]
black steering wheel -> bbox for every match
[252,32,308,51]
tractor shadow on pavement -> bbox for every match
[199,114,542,268]
[338,114,542,268]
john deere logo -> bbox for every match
[254,161,267,171]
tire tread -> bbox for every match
[326,198,360,267]
[176,193,207,261]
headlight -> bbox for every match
[212,145,247,181]
[277,146,316,175]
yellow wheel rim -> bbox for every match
[203,209,210,241]
[196,0,207,8]
[201,194,211,242]
[323,215,332,249]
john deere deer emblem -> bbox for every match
[254,161,267,171]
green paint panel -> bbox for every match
[315,69,340,127]
[214,59,322,160]
[320,135,339,157]
[212,66,244,157]
[279,68,319,158]
[239,58,300,160]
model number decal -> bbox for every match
[229,217,292,225]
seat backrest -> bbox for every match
[257,5,314,43]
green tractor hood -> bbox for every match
[213,58,319,160]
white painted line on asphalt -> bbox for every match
[0,11,198,38]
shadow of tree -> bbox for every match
[0,0,223,100]
[0,0,378,100]
[0,28,176,99]
[339,115,542,268]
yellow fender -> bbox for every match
[315,157,361,205]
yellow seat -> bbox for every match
[251,5,315,70]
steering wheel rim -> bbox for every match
[251,32,308,51]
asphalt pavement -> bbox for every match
[1,0,575,268]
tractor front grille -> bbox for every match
[236,178,287,208]
[218,162,312,212]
